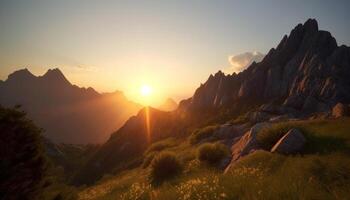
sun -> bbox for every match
[140,84,152,97]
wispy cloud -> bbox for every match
[225,51,265,74]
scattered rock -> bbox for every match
[259,104,281,113]
[332,103,349,118]
[213,123,247,140]
[218,157,232,170]
[248,111,274,123]
[224,122,271,173]
[271,128,306,154]
[269,114,295,122]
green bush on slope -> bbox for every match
[149,152,182,184]
[197,143,229,166]
[189,125,219,144]
[145,138,177,154]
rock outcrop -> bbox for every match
[180,19,350,116]
[224,122,271,172]
[271,129,306,154]
[332,103,350,118]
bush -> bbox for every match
[146,138,176,154]
[149,152,182,184]
[197,143,229,166]
[189,125,218,144]
[229,114,249,125]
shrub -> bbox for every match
[257,122,301,150]
[197,143,229,166]
[146,138,176,154]
[149,152,182,184]
[229,114,249,125]
[189,125,218,144]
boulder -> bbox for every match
[271,128,306,154]
[213,123,248,140]
[224,122,271,173]
[332,103,349,118]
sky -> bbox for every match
[0,0,349,106]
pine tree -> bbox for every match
[0,106,48,200]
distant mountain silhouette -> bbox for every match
[158,98,178,111]
[73,19,350,185]
[0,68,141,143]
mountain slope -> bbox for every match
[0,68,141,143]
[158,98,178,111]
[73,107,184,185]
[180,19,350,115]
[73,19,350,185]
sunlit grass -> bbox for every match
[78,118,350,200]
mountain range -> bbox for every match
[0,68,141,143]
[158,98,178,111]
[72,19,350,185]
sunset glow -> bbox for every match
[140,85,152,97]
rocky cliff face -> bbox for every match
[181,19,350,114]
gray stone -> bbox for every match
[332,103,349,118]
[224,122,271,173]
[271,128,306,154]
[248,111,274,123]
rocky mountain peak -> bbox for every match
[303,18,318,33]
[7,68,35,82]
[181,19,350,115]
[41,68,71,85]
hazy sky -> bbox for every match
[1,0,349,105]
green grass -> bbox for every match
[149,152,183,185]
[145,138,178,154]
[257,118,350,153]
[197,143,230,166]
[189,125,219,144]
[78,118,350,200]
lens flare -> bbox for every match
[145,106,151,143]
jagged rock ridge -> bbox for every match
[180,19,350,113]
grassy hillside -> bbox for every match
[78,118,350,200]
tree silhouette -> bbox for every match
[0,106,48,200]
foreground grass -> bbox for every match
[79,118,350,200]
